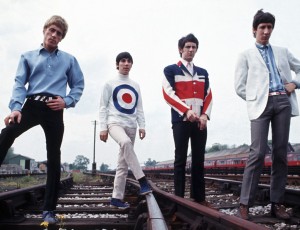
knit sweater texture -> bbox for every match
[99,73,145,131]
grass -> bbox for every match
[0,172,71,192]
[71,171,101,184]
[0,172,103,193]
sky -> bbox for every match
[1,0,300,170]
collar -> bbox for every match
[117,73,129,79]
[180,58,193,67]
[39,44,59,55]
[255,42,270,50]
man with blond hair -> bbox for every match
[0,15,84,223]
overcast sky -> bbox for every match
[1,0,300,169]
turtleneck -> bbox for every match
[117,73,129,80]
[99,72,145,131]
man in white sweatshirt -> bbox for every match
[99,52,151,209]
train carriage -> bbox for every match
[144,143,300,176]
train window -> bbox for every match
[287,154,293,161]
[206,161,215,166]
[241,159,247,164]
[205,161,214,166]
[265,155,272,162]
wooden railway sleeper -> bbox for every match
[0,200,14,219]
[134,213,148,230]
[190,216,207,230]
[175,211,243,230]
[192,216,230,230]
[26,191,38,205]
[221,182,231,192]
[0,199,25,223]
[256,188,270,203]
[132,199,148,219]
[232,184,241,196]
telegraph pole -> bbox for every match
[91,120,98,175]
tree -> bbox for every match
[72,155,90,170]
[206,143,229,153]
[144,158,157,167]
[7,147,15,156]
[3,147,15,163]
[100,163,109,172]
[238,143,249,148]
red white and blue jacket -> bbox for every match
[162,60,212,124]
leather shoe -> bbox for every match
[236,204,250,220]
[271,203,290,220]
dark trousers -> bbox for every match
[172,121,207,202]
[0,100,64,211]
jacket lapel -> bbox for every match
[253,45,267,67]
[177,60,193,76]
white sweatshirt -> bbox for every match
[99,73,145,131]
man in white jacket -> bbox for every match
[235,9,300,220]
[99,52,151,209]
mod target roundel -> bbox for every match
[113,84,138,114]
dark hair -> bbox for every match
[253,9,275,30]
[116,52,133,64]
[178,33,198,57]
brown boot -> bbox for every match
[271,203,290,220]
[237,204,250,220]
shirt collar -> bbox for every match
[39,44,59,55]
[180,58,193,67]
[255,42,270,50]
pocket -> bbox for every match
[246,93,257,101]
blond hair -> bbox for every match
[43,15,68,38]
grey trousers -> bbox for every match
[108,124,145,200]
[240,94,291,206]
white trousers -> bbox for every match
[108,124,145,199]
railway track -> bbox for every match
[146,172,300,186]
[0,173,160,230]
[204,174,300,186]
[0,172,269,230]
[152,174,300,229]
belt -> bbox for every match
[27,95,54,102]
[268,92,286,96]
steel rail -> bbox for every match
[126,177,168,230]
[0,174,73,222]
[148,180,268,230]
[145,193,168,230]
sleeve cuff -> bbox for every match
[291,81,299,89]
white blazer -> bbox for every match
[234,44,300,120]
